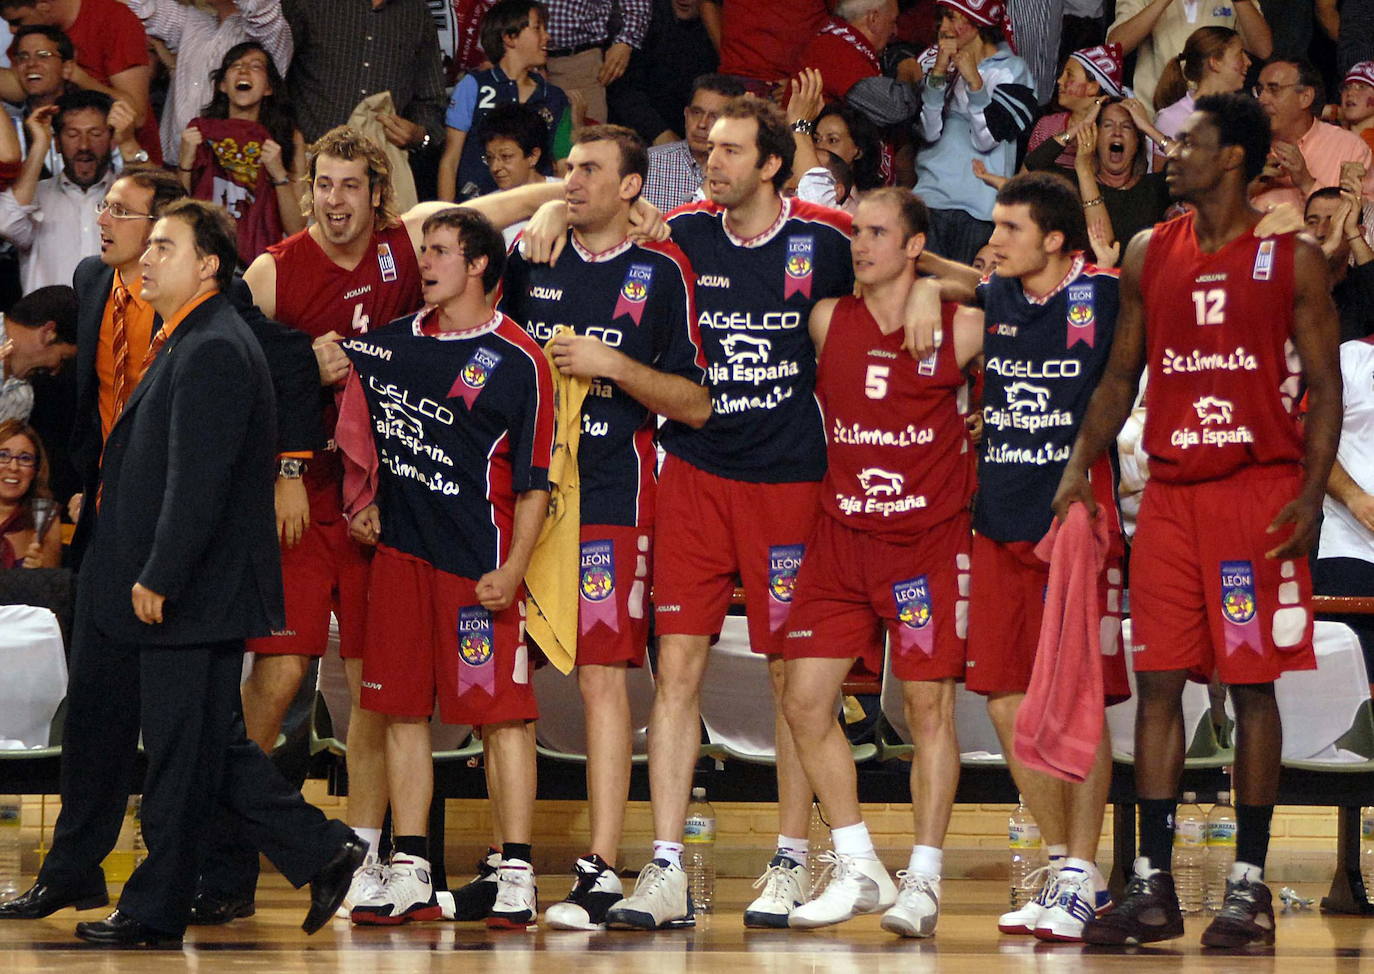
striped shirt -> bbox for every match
[546,0,652,50]
[643,141,703,214]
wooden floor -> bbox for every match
[2,876,1371,972]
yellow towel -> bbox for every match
[524,327,588,674]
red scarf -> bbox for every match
[820,17,881,71]
[188,117,287,267]
[0,503,28,570]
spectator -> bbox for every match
[1060,0,1107,60]
[440,0,570,202]
[0,90,142,292]
[453,0,499,75]
[1342,0,1374,77]
[798,0,899,105]
[1072,98,1171,265]
[1152,27,1250,140]
[813,102,884,191]
[607,0,718,147]
[0,283,76,409]
[179,41,306,267]
[641,72,742,212]
[1341,61,1374,156]
[479,102,561,245]
[700,0,831,95]
[1107,0,1271,109]
[1252,57,1374,213]
[915,0,1036,263]
[1008,0,1065,105]
[5,26,77,176]
[0,0,161,164]
[282,0,445,182]
[1023,44,1127,175]
[543,0,650,125]
[0,419,60,569]
[1305,185,1374,341]
[123,0,293,167]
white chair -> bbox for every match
[699,615,779,762]
[0,604,67,748]
[879,640,1004,760]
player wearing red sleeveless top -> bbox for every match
[779,190,981,937]
[221,126,567,920]
[1056,94,1341,948]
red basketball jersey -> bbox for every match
[1140,212,1305,485]
[817,295,974,541]
[268,223,424,517]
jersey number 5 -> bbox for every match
[865,364,890,399]
[1191,288,1226,326]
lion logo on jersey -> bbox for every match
[784,236,815,299]
[580,540,615,603]
[768,545,804,604]
[1220,561,1257,625]
[612,263,654,325]
[457,606,494,666]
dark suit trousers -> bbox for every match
[39,597,351,934]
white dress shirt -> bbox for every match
[0,166,116,292]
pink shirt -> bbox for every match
[1253,118,1374,212]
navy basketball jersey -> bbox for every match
[659,197,854,483]
[976,256,1119,542]
[499,232,706,526]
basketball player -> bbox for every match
[338,207,555,926]
[780,187,979,938]
[1055,92,1341,948]
[954,172,1129,943]
[499,124,708,929]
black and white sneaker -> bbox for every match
[447,847,501,921]
[544,855,624,930]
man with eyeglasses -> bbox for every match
[6,25,78,176]
[0,88,145,292]
[1252,56,1374,213]
[641,73,744,213]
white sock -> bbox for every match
[906,845,942,877]
[831,822,877,860]
[354,827,383,863]
[1230,861,1263,883]
[777,835,809,867]
[653,840,684,868]
[1047,844,1068,861]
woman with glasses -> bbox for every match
[0,419,60,569]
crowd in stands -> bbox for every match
[2,0,1374,953]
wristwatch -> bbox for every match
[278,457,307,479]
[128,149,149,164]
[792,118,816,136]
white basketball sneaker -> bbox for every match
[605,858,694,929]
[350,855,442,925]
[999,862,1060,935]
[487,859,538,929]
[743,854,809,929]
[335,857,389,919]
[544,855,624,930]
[789,852,898,929]
[881,871,941,938]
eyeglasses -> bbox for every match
[12,50,59,64]
[481,151,527,166]
[1252,82,1304,98]
[95,200,154,220]
[0,449,37,468]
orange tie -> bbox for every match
[140,328,168,373]
[109,284,132,419]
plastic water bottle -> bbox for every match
[0,796,20,900]
[1361,806,1374,904]
[1205,791,1237,913]
[807,799,832,898]
[684,787,716,915]
[1008,795,1043,907]
[1174,792,1206,914]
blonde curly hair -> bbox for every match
[302,126,400,228]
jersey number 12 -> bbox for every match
[1191,289,1226,326]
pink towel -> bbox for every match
[1012,503,1111,783]
[335,369,380,518]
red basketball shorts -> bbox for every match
[783,511,970,682]
[247,516,370,659]
[360,545,537,727]
[1130,467,1315,685]
[576,524,651,667]
[653,453,821,657]
[965,532,1128,701]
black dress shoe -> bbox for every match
[0,881,108,919]
[75,910,182,947]
[302,835,366,934]
[188,893,256,925]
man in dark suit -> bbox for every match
[66,198,361,946]
[0,170,341,934]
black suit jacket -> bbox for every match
[80,292,285,646]
[68,257,323,564]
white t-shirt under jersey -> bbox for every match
[1321,338,1374,562]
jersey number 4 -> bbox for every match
[1191,288,1226,326]
[352,303,370,334]
[865,364,890,399]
